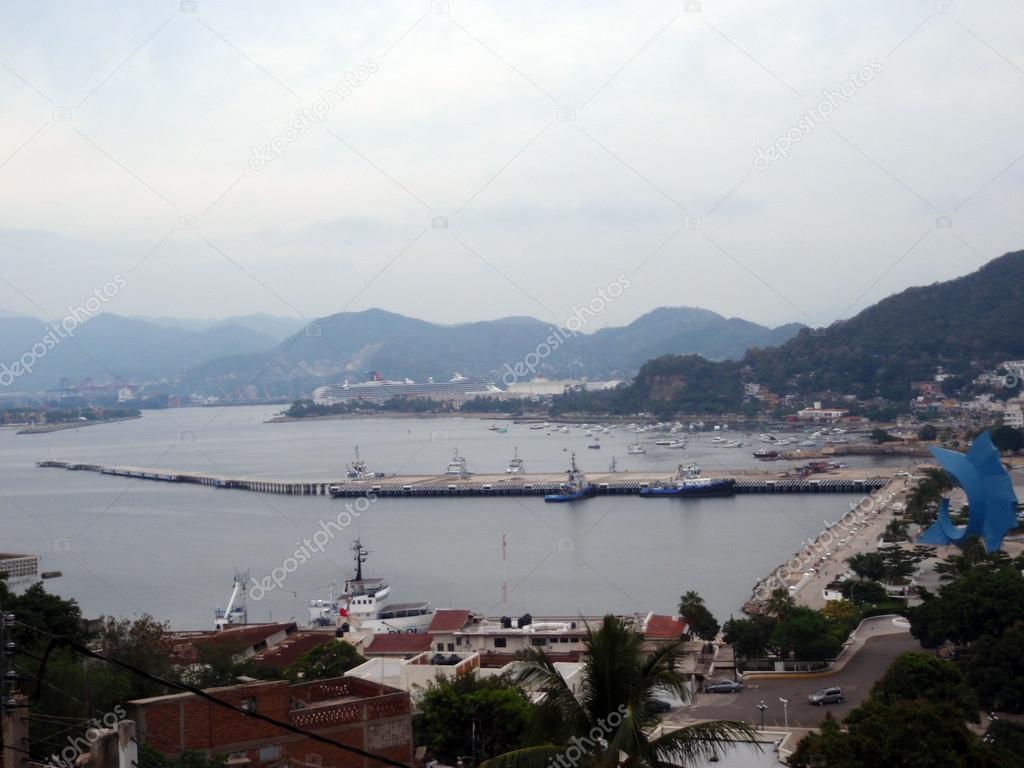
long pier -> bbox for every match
[36,460,888,498]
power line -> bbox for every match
[13,621,412,768]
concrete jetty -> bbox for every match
[36,460,889,498]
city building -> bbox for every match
[128,677,413,768]
[1004,406,1024,429]
[796,403,849,421]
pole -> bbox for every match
[779,697,789,728]
[757,700,767,732]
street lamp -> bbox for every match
[757,700,767,731]
[779,697,789,728]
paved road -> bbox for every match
[671,633,923,729]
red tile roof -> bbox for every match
[643,614,686,639]
[364,633,433,656]
[427,609,472,633]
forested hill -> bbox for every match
[565,249,1024,413]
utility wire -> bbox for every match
[13,621,412,768]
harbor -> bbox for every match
[35,459,889,497]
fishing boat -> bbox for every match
[640,464,736,498]
[544,453,596,502]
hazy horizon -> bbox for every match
[3,1,1023,331]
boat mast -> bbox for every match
[352,539,368,581]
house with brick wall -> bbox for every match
[127,676,412,768]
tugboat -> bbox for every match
[446,447,471,476]
[544,452,596,503]
[640,464,736,498]
[308,540,434,632]
[506,446,525,475]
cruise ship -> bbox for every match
[308,541,434,633]
[312,372,497,404]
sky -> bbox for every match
[1,0,1023,331]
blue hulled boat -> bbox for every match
[544,452,596,503]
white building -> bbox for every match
[1005,406,1024,429]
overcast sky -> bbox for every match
[1,0,1022,330]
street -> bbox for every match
[672,633,923,729]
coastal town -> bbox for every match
[5,1,1024,765]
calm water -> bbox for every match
[0,407,904,629]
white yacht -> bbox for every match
[308,541,434,633]
[506,446,525,474]
[627,443,646,455]
[446,447,471,476]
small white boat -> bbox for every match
[506,447,524,474]
[446,447,471,476]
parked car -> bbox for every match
[704,679,743,693]
[808,687,844,705]
[649,699,673,713]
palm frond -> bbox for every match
[648,720,762,767]
[482,745,568,768]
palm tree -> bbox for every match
[677,591,705,617]
[764,587,795,619]
[484,615,757,768]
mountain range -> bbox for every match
[603,248,1024,413]
[0,307,802,394]
[181,307,802,393]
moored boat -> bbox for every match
[544,452,596,502]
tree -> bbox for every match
[990,425,1024,452]
[485,615,756,768]
[791,698,985,768]
[910,565,1024,647]
[832,579,888,605]
[770,607,844,662]
[934,535,1009,581]
[870,428,899,444]
[871,653,978,723]
[764,587,795,619]
[847,552,888,581]
[965,621,1024,714]
[678,591,720,641]
[820,600,859,627]
[415,673,535,764]
[722,616,776,659]
[917,423,938,441]
[285,640,365,681]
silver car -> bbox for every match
[704,679,743,694]
[808,686,844,705]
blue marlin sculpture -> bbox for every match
[918,431,1019,552]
